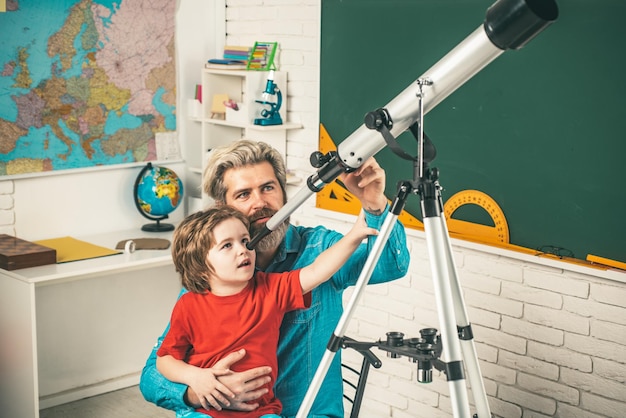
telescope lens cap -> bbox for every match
[484,0,559,50]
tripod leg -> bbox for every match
[437,215,491,417]
[296,209,401,418]
[423,216,472,418]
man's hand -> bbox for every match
[340,157,388,215]
[184,349,272,412]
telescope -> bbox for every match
[252,1,557,416]
[247,0,558,250]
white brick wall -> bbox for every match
[339,236,626,418]
[224,2,626,417]
[0,180,15,235]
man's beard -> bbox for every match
[248,208,289,253]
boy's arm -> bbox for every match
[300,210,377,293]
[156,354,235,411]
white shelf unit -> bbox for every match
[186,69,301,209]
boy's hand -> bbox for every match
[187,368,234,410]
[349,210,379,242]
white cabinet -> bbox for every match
[186,69,301,209]
[0,228,180,417]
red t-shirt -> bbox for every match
[158,270,310,417]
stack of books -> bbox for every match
[223,45,251,61]
[205,45,251,70]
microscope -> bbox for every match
[254,70,283,126]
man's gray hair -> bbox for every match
[202,139,287,203]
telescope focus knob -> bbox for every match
[364,108,393,131]
[310,151,328,168]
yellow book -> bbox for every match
[34,237,121,263]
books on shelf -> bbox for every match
[205,59,248,70]
[206,45,252,70]
[194,84,202,103]
[223,45,251,60]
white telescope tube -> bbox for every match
[337,27,502,169]
[337,0,558,169]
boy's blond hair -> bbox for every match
[172,206,250,293]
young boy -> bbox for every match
[156,205,378,417]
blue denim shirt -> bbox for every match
[139,206,410,418]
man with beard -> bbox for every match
[140,140,410,417]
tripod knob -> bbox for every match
[364,108,393,131]
[309,151,328,168]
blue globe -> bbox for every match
[134,163,184,231]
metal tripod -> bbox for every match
[296,81,490,418]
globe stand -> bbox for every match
[134,162,182,233]
[140,219,175,232]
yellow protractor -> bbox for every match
[443,189,509,244]
[316,180,360,214]
[316,124,361,214]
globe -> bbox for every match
[133,162,184,232]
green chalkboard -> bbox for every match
[320,0,626,264]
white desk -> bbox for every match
[0,228,182,418]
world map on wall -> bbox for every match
[0,0,176,176]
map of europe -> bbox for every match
[0,0,176,176]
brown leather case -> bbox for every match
[0,234,57,270]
